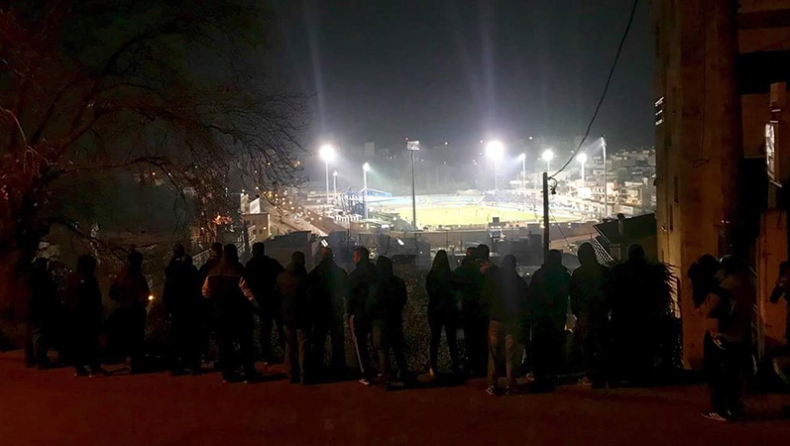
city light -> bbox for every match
[542,149,554,172]
[363,162,370,219]
[319,144,336,162]
[517,153,526,161]
[363,162,370,172]
[577,153,588,183]
[485,141,505,160]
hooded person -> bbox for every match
[454,245,487,376]
[570,243,609,385]
[276,251,310,384]
[426,250,460,375]
[347,247,377,385]
[245,242,285,363]
[163,244,203,375]
[307,247,348,377]
[26,258,61,369]
[485,255,528,395]
[368,256,408,382]
[108,249,150,373]
[202,244,258,383]
[527,250,571,390]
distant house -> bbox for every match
[593,213,657,262]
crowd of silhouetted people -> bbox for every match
[17,239,687,394]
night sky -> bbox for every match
[271,0,653,154]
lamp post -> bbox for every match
[518,153,527,193]
[576,153,588,183]
[332,171,338,204]
[542,149,554,173]
[486,141,505,190]
[602,137,608,219]
[362,162,370,220]
[319,145,336,206]
[406,141,420,229]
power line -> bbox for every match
[550,0,642,179]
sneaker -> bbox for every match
[578,376,593,387]
[701,411,730,422]
[74,367,89,377]
[485,385,499,396]
[358,378,372,386]
[525,372,535,382]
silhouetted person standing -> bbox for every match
[65,255,105,377]
[277,251,310,384]
[26,258,61,369]
[347,247,376,385]
[769,261,790,343]
[163,244,203,375]
[198,242,224,364]
[245,242,285,363]
[485,255,527,395]
[109,250,150,373]
[570,243,609,385]
[307,247,348,377]
[202,244,258,383]
[527,250,571,391]
[426,250,460,375]
[455,245,487,376]
[368,256,409,383]
[700,255,754,421]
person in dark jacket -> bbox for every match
[368,256,409,382]
[245,242,285,363]
[277,251,310,384]
[527,250,571,391]
[426,250,460,375]
[108,250,150,373]
[65,255,105,377]
[347,247,377,385]
[570,243,609,385]
[485,255,527,395]
[163,244,203,375]
[307,247,348,377]
[198,242,224,365]
[26,258,62,369]
[769,261,790,343]
[202,244,258,383]
[454,245,487,376]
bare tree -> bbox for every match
[0,1,307,314]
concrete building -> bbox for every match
[655,0,790,368]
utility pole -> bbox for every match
[543,172,550,261]
[407,141,420,229]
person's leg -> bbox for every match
[217,319,236,381]
[32,323,49,367]
[350,316,372,381]
[477,317,491,376]
[723,341,745,416]
[130,306,147,373]
[283,325,299,382]
[487,321,503,388]
[329,315,347,373]
[259,311,275,362]
[462,313,476,374]
[505,332,519,391]
[390,323,408,378]
[703,333,728,415]
[310,322,328,376]
[238,317,257,379]
[428,314,442,372]
[372,321,390,379]
[297,328,309,383]
[446,316,461,373]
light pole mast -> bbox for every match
[602,137,608,219]
[332,171,338,204]
[407,141,420,229]
[362,163,370,220]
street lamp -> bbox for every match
[332,171,338,204]
[362,162,370,220]
[319,144,336,205]
[542,149,554,172]
[576,153,588,183]
[486,141,505,190]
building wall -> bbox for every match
[656,0,790,368]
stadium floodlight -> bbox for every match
[319,145,336,205]
[542,149,554,172]
[486,140,505,190]
[576,153,588,183]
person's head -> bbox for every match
[77,255,97,277]
[546,249,562,267]
[290,251,306,270]
[627,244,646,263]
[779,261,790,276]
[33,257,48,272]
[719,255,743,276]
[476,244,490,262]
[173,243,185,259]
[353,247,370,265]
[376,256,393,276]
[210,242,223,259]
[320,247,334,263]
[466,246,476,259]
[502,255,517,272]
[252,242,265,257]
[223,244,239,264]
[128,250,143,272]
[431,250,450,272]
[577,243,598,267]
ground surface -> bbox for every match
[1,352,788,446]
